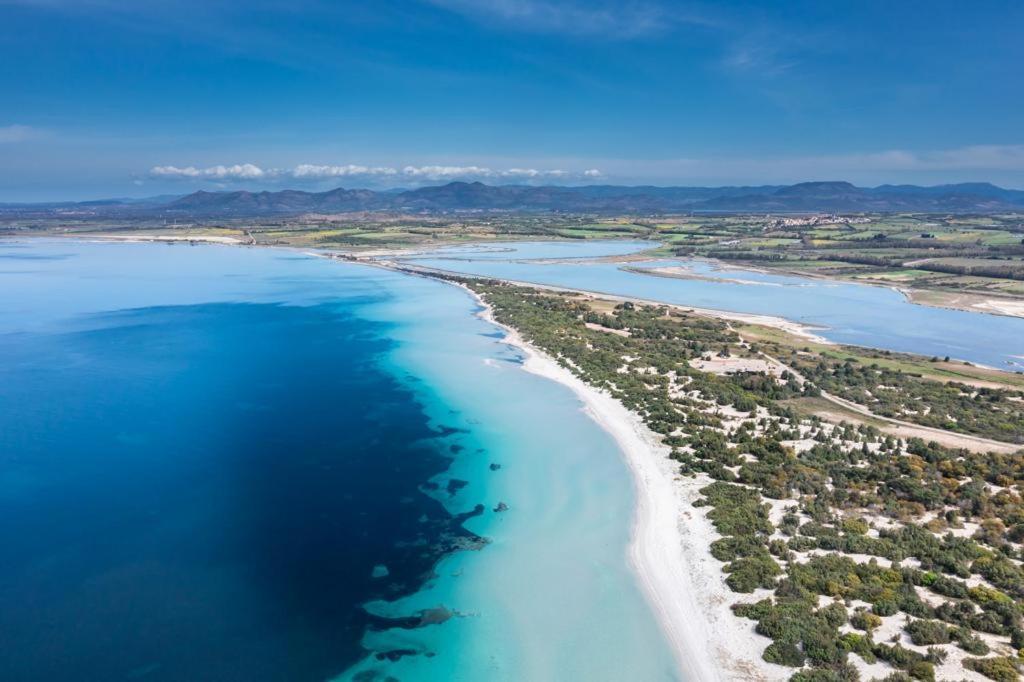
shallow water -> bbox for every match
[405,240,1024,370]
[0,240,677,681]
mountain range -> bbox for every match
[6,181,1024,216]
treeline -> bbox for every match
[912,261,1024,281]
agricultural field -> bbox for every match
[1,212,658,249]
[652,213,1024,316]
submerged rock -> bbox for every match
[374,648,419,662]
[417,606,453,626]
[445,478,469,496]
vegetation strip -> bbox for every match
[460,276,1024,682]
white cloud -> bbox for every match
[292,164,398,178]
[502,167,543,178]
[145,145,1024,188]
[0,124,41,143]
[401,165,494,179]
[150,163,267,179]
[149,162,601,184]
[400,165,576,180]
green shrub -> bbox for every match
[953,626,990,655]
[726,553,782,592]
[964,656,1021,682]
[850,609,882,631]
[842,517,869,535]
[763,640,804,666]
[905,619,950,646]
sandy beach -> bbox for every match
[466,284,788,681]
[972,298,1024,318]
[84,234,245,244]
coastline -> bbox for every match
[39,233,1024,321]
[463,282,787,682]
[382,259,832,345]
[384,258,1024,371]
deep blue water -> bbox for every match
[0,240,684,681]
[0,299,477,681]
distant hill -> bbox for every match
[167,188,383,213]
[161,181,1024,215]
[693,181,1024,212]
[5,181,1023,216]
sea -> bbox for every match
[0,239,678,682]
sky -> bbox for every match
[1,0,1023,200]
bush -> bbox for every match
[842,517,870,535]
[905,619,950,646]
[839,632,876,662]
[953,626,990,655]
[873,644,935,681]
[850,609,882,631]
[763,640,804,667]
[907,660,935,682]
[726,553,782,592]
[964,656,1021,682]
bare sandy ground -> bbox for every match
[690,356,787,378]
[972,298,1024,318]
[83,234,244,244]
[630,264,784,288]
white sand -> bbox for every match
[973,299,1024,318]
[465,285,787,681]
[689,356,787,378]
[83,234,244,244]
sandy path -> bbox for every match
[758,350,1021,454]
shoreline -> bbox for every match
[385,259,1024,372]
[28,232,1024,321]
[682,254,1024,321]
[462,282,786,682]
[381,259,832,345]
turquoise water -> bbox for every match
[0,240,677,681]
[405,240,1024,370]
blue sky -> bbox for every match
[1,0,1023,200]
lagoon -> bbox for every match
[405,240,1024,370]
